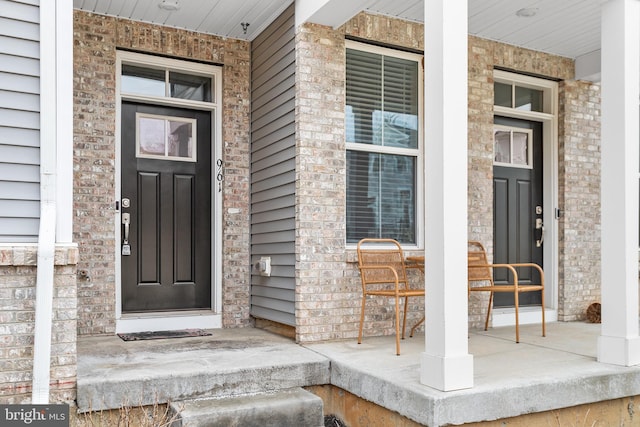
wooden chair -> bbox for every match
[357,238,425,355]
[467,241,545,343]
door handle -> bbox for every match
[122,213,130,244]
[122,213,131,256]
[535,218,544,247]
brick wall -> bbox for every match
[72,9,602,340]
[558,80,601,320]
[0,245,78,404]
[295,23,350,342]
[467,37,602,322]
[466,35,580,324]
[467,37,497,326]
[73,10,251,335]
[74,12,117,336]
[294,16,428,343]
[294,12,599,341]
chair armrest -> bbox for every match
[504,262,544,274]
[469,262,545,288]
[469,263,519,287]
[503,263,545,286]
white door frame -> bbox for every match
[114,51,223,333]
[491,70,559,326]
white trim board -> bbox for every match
[114,50,223,333]
[116,311,222,333]
[491,307,558,328]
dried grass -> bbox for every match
[71,398,182,427]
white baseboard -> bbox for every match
[116,311,222,333]
[491,307,557,327]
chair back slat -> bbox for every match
[357,239,408,286]
[468,241,493,284]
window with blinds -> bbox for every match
[346,42,422,245]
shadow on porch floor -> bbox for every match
[77,322,640,426]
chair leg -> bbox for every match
[541,289,546,338]
[401,295,409,340]
[514,291,520,343]
[395,295,401,355]
[410,316,424,338]
[484,292,493,331]
[358,294,366,344]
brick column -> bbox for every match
[295,22,347,342]
[0,245,78,404]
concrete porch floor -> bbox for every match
[77,322,640,426]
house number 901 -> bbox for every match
[216,159,224,192]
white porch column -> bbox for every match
[598,0,640,367]
[420,0,473,390]
[55,0,74,244]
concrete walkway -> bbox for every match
[77,322,640,426]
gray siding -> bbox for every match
[250,4,296,326]
[0,0,40,243]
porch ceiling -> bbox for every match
[74,0,606,60]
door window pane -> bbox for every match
[136,113,197,162]
[170,72,212,102]
[122,65,165,97]
[121,65,213,103]
[495,81,543,112]
[168,120,194,158]
[515,86,543,112]
[494,126,532,168]
[138,116,166,155]
[494,130,511,163]
[494,82,512,107]
[512,132,529,165]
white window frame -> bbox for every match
[135,113,198,162]
[120,58,216,106]
[493,125,534,169]
[345,40,424,249]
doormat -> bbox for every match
[117,329,212,341]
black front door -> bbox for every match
[493,116,543,307]
[121,102,211,312]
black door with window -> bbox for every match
[493,116,543,307]
[121,102,211,312]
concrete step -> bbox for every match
[170,387,324,427]
[76,330,330,412]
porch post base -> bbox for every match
[598,335,640,367]
[420,352,473,391]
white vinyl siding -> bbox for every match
[249,5,296,326]
[0,0,41,243]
